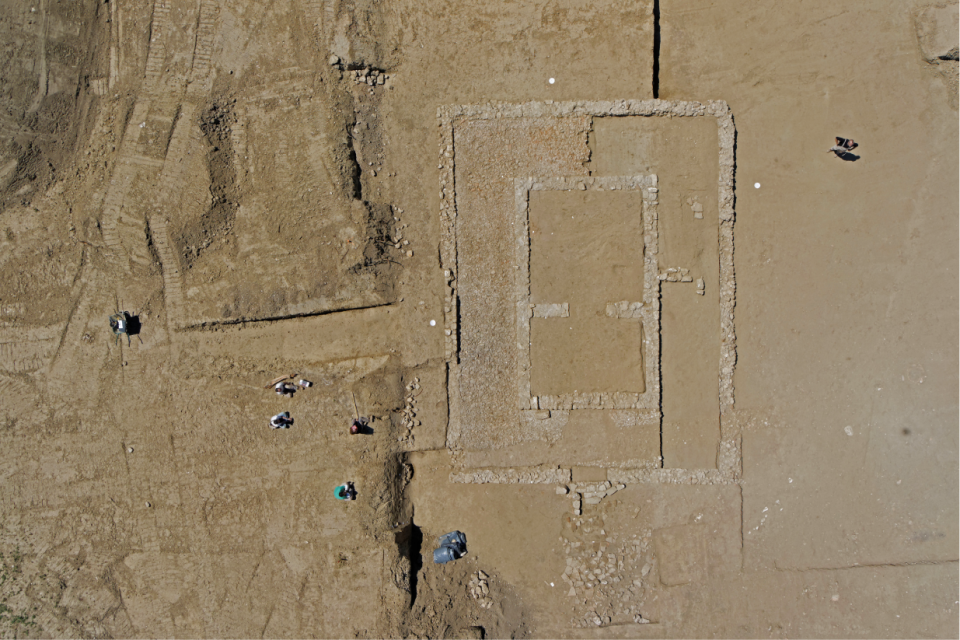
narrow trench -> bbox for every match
[346,144,363,200]
[409,522,423,606]
[652,0,660,98]
[658,345,664,469]
[654,0,663,467]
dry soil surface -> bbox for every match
[0,0,957,638]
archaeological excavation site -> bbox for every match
[0,0,956,637]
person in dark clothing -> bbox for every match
[828,137,858,157]
[350,417,369,435]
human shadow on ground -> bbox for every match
[126,314,142,336]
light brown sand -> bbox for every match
[0,0,955,637]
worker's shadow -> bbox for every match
[126,314,142,337]
[836,151,860,162]
[357,423,374,435]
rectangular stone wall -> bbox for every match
[438,99,738,484]
[514,175,660,424]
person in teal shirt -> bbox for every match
[335,482,357,500]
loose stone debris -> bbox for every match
[686,196,704,219]
[696,278,705,295]
[351,67,388,87]
[397,377,420,442]
[467,570,495,609]
[389,207,412,257]
[560,513,656,628]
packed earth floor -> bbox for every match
[0,0,957,637]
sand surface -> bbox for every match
[0,0,956,637]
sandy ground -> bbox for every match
[0,0,957,637]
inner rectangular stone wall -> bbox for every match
[528,187,646,397]
[516,176,660,420]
